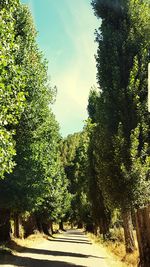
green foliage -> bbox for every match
[91,0,150,212]
[0,1,70,228]
[0,0,26,178]
[87,90,111,233]
[130,124,150,207]
[61,130,92,226]
[87,87,99,123]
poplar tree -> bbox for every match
[0,1,70,241]
[91,0,149,253]
[0,0,26,178]
[87,89,111,237]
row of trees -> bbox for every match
[0,1,150,267]
[59,1,150,267]
[0,0,70,241]
[88,0,150,266]
[60,130,92,229]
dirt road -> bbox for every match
[1,229,110,267]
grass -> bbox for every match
[87,228,139,267]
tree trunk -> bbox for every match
[36,217,43,233]
[99,218,103,235]
[77,221,83,228]
[0,209,11,242]
[94,224,98,235]
[42,223,50,235]
[136,205,150,267]
[59,221,64,231]
[14,212,20,238]
[22,214,37,238]
[85,223,94,233]
[122,210,136,253]
[99,218,109,238]
[102,219,110,239]
[49,221,54,235]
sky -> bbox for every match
[21,0,100,137]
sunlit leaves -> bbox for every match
[0,1,26,178]
[91,0,150,211]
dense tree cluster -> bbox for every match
[62,1,150,266]
[0,0,70,241]
[86,0,150,265]
[60,132,91,228]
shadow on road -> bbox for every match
[0,255,85,267]
[19,247,93,258]
[0,230,107,266]
[66,235,87,239]
[4,240,102,260]
[65,231,85,236]
[57,237,90,243]
[51,237,92,245]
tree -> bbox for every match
[91,0,149,253]
[87,89,111,236]
[0,1,70,241]
[32,114,71,235]
[128,3,150,261]
[60,131,92,228]
[0,0,26,178]
[60,133,81,225]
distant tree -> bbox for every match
[60,133,81,224]
[87,87,99,123]
[61,131,92,228]
[87,89,111,236]
[71,129,90,228]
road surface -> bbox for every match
[1,229,111,267]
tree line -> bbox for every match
[60,1,150,267]
[0,1,150,267]
[0,0,70,240]
[88,1,150,266]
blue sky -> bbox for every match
[21,0,100,137]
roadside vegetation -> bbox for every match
[0,1,150,267]
[88,229,138,267]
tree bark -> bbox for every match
[122,210,136,253]
[77,221,83,228]
[36,217,43,233]
[42,223,50,235]
[49,220,54,235]
[59,220,64,231]
[14,212,20,238]
[22,214,37,238]
[102,219,110,238]
[85,223,94,233]
[94,224,98,235]
[99,218,110,238]
[0,209,11,242]
[136,205,150,267]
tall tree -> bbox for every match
[87,89,111,236]
[0,1,70,241]
[61,131,92,228]
[91,0,149,253]
[0,0,26,178]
